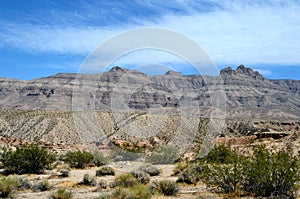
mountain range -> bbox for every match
[0,65,299,119]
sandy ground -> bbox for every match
[14,161,214,199]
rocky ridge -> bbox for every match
[0,65,299,119]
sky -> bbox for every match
[0,0,300,80]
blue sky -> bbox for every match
[1,0,300,80]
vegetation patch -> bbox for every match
[64,150,93,169]
[115,173,139,188]
[0,176,19,198]
[146,146,178,164]
[0,144,55,174]
[151,179,179,196]
[180,144,300,198]
[138,164,160,176]
[96,166,115,176]
[130,170,150,184]
[51,188,73,199]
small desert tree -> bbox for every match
[0,144,55,174]
[64,150,93,169]
[243,145,300,198]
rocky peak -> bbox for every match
[220,67,235,76]
[108,66,128,73]
[236,65,261,77]
[165,70,183,76]
[220,64,264,80]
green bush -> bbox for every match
[93,151,109,166]
[0,145,55,174]
[173,162,189,175]
[96,166,115,176]
[177,164,203,185]
[151,179,179,196]
[51,188,73,199]
[202,144,240,164]
[0,176,19,198]
[146,146,178,164]
[189,144,300,198]
[129,184,152,199]
[203,160,244,195]
[243,145,300,198]
[115,173,139,188]
[64,150,93,169]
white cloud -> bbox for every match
[1,24,136,54]
[157,2,300,65]
[1,0,300,67]
[253,68,272,76]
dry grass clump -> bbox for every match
[51,188,73,199]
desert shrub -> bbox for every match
[56,163,71,178]
[202,144,240,164]
[115,173,139,188]
[110,146,140,161]
[139,164,160,176]
[146,146,178,164]
[192,144,300,198]
[0,144,55,174]
[108,181,118,189]
[111,187,132,199]
[64,150,93,169]
[97,179,108,189]
[129,184,152,199]
[17,177,32,190]
[173,162,189,175]
[0,176,19,198]
[33,179,52,191]
[93,151,109,166]
[110,184,151,199]
[203,160,244,195]
[130,170,150,184]
[51,188,73,199]
[80,173,97,186]
[193,144,244,194]
[243,145,300,198]
[96,166,115,176]
[56,163,71,171]
[59,169,70,178]
[193,145,245,195]
[177,164,203,185]
[151,179,179,196]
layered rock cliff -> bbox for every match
[0,65,299,119]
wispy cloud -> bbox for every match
[1,0,300,67]
[253,68,272,76]
[0,25,127,54]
